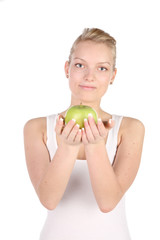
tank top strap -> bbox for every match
[112,114,123,141]
[46,114,58,161]
[106,114,123,164]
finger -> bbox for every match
[97,118,109,137]
[56,114,64,120]
[87,114,100,139]
[84,118,95,142]
[67,123,80,142]
[82,127,89,144]
[62,119,76,138]
[74,128,82,143]
[97,118,115,137]
[55,117,64,135]
[104,119,115,130]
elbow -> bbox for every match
[40,198,56,211]
[100,205,115,213]
[100,189,124,213]
[99,197,121,213]
[44,204,56,211]
[37,189,57,211]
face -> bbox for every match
[65,40,117,104]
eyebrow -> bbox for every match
[73,57,111,66]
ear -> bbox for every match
[110,68,117,85]
[64,61,70,78]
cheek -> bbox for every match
[97,73,111,84]
[99,82,109,97]
[69,70,85,85]
[70,68,84,77]
[68,78,79,92]
[98,75,111,92]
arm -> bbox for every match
[23,117,81,210]
[85,141,123,213]
[82,115,145,213]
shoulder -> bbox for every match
[119,116,145,143]
[121,116,145,133]
[23,116,47,137]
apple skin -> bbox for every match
[64,105,98,129]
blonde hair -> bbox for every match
[68,28,117,69]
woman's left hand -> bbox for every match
[82,114,115,145]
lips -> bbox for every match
[79,85,96,90]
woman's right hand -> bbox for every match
[55,115,82,146]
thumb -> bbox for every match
[56,114,65,120]
[103,119,115,130]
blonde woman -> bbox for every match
[23,28,145,240]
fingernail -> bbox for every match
[88,113,93,117]
[82,128,84,131]
[109,119,112,124]
[72,119,76,122]
[76,124,80,128]
[60,118,63,122]
[84,118,87,122]
[98,118,102,122]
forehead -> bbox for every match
[72,40,113,63]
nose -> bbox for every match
[84,68,95,81]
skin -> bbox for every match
[65,40,117,119]
[23,40,145,212]
[56,40,117,147]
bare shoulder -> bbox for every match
[119,116,145,142]
[121,116,145,132]
[23,117,47,139]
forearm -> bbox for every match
[38,143,79,210]
[85,141,123,212]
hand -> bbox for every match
[82,114,114,145]
[55,115,82,146]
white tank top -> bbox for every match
[39,114,131,240]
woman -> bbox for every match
[23,28,145,240]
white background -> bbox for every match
[0,0,160,239]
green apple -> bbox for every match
[64,105,98,129]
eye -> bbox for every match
[98,67,107,71]
[75,63,84,68]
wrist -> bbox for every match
[84,140,106,152]
[58,141,80,153]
